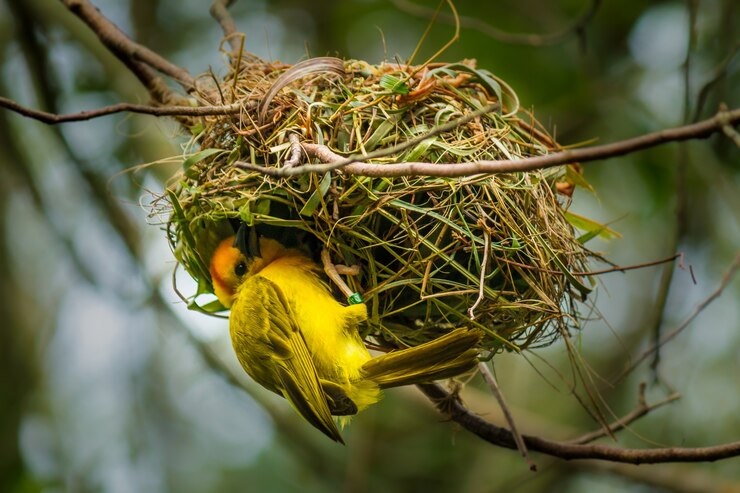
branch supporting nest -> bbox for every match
[418,382,740,464]
[237,107,740,178]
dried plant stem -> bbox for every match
[468,230,490,320]
[478,361,536,471]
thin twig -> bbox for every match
[238,107,740,178]
[478,362,536,471]
[692,42,739,122]
[0,96,243,124]
[719,104,740,147]
[417,382,740,463]
[391,0,602,47]
[569,383,681,444]
[615,252,740,383]
[496,253,681,278]
[468,230,490,320]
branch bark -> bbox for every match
[60,0,195,99]
[237,106,740,177]
[417,383,740,464]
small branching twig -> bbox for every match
[615,252,740,383]
[719,104,740,147]
[391,0,602,47]
[569,383,681,445]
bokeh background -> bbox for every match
[1,0,738,492]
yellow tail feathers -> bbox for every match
[360,328,482,389]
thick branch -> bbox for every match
[60,0,195,95]
[418,383,740,464]
[210,0,242,55]
[242,107,740,178]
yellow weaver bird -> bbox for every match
[210,230,482,443]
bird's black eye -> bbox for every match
[235,261,247,277]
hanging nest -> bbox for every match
[159,54,598,353]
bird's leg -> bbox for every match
[334,264,360,276]
[321,248,361,300]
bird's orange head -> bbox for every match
[209,235,247,308]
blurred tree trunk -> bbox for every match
[0,115,39,493]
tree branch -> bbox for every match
[0,96,243,124]
[60,0,195,96]
[239,106,740,178]
[210,0,243,56]
[417,382,740,464]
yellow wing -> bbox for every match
[229,275,345,443]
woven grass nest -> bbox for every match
[163,54,596,353]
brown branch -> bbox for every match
[417,382,740,463]
[0,96,243,124]
[238,107,740,178]
[60,0,195,95]
[719,104,740,147]
[210,0,245,57]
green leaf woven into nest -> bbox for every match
[161,56,599,353]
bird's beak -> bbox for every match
[234,224,262,258]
